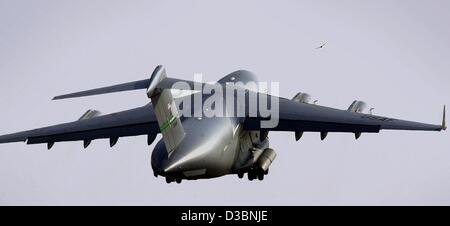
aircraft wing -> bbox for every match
[243,95,445,135]
[0,104,160,148]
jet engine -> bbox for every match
[256,148,277,172]
[347,100,367,113]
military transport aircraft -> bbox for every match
[0,66,446,183]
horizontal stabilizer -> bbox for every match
[52,79,151,100]
[52,79,206,101]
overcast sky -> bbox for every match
[0,0,449,205]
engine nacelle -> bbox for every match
[347,100,367,113]
[257,148,277,172]
[292,92,312,104]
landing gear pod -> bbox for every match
[257,148,277,172]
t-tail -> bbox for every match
[52,65,186,156]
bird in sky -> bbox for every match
[316,42,327,49]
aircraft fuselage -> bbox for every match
[151,71,271,182]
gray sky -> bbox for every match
[0,0,449,205]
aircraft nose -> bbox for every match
[161,146,210,178]
[162,155,195,175]
[162,159,183,174]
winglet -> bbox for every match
[442,105,447,131]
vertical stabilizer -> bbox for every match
[147,66,185,156]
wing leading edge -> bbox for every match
[243,95,445,135]
[0,104,160,147]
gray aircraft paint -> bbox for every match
[151,70,271,180]
[0,0,449,205]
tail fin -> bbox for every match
[147,66,185,155]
